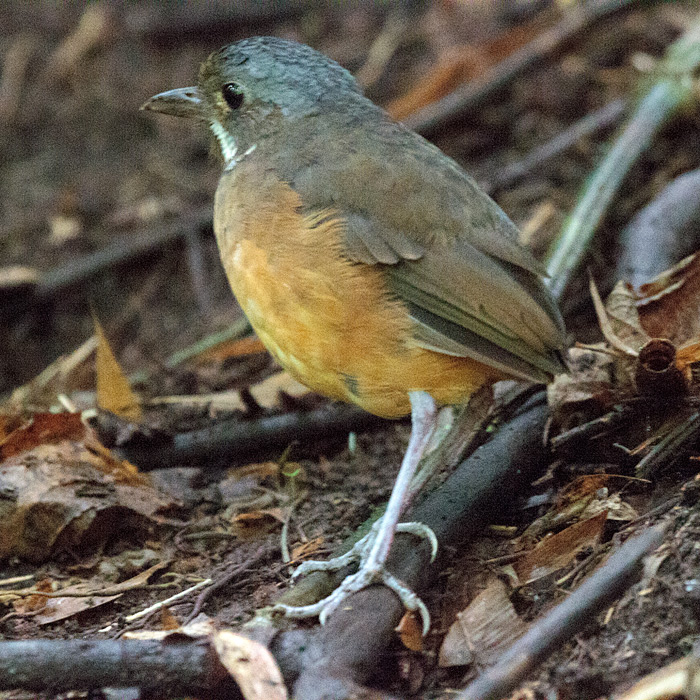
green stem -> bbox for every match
[544,13,700,300]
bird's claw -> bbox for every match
[291,520,437,582]
[275,520,437,634]
[395,522,438,562]
[274,565,431,635]
[290,536,366,581]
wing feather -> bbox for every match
[279,118,566,380]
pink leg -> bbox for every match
[274,391,439,633]
[360,391,437,570]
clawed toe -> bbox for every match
[395,522,438,562]
[288,520,437,582]
[274,519,436,634]
[273,564,431,634]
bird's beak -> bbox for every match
[141,86,204,119]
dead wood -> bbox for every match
[458,522,668,700]
[407,0,635,137]
[111,402,384,470]
[0,638,232,697]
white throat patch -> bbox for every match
[210,120,238,167]
[209,121,257,171]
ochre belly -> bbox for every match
[214,165,499,418]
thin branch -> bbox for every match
[635,410,700,480]
[407,0,635,136]
[457,523,668,700]
[485,98,626,193]
[112,403,384,470]
[38,208,211,298]
[544,12,700,300]
[0,639,227,696]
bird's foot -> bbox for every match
[291,520,437,580]
[273,520,437,634]
[274,564,432,634]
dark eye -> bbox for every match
[222,82,244,110]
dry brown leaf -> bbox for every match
[249,372,310,409]
[12,578,53,614]
[604,281,649,352]
[212,629,287,700]
[0,438,179,562]
[521,494,595,541]
[159,606,180,630]
[615,656,694,700]
[83,430,148,486]
[557,474,612,508]
[230,461,280,482]
[1,336,98,415]
[396,611,424,651]
[590,277,641,357]
[149,371,310,414]
[98,561,169,594]
[93,312,141,420]
[438,578,526,668]
[513,510,608,585]
[676,340,700,371]
[290,536,324,562]
[32,561,168,625]
[125,619,288,698]
[2,411,146,485]
[35,590,119,625]
[195,334,267,362]
[556,476,638,522]
[231,509,285,540]
[0,412,84,459]
[580,493,638,523]
[546,346,616,414]
[637,253,700,347]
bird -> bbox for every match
[142,36,566,633]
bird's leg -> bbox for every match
[359,390,436,568]
[274,390,438,633]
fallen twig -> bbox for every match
[457,522,668,700]
[550,402,639,454]
[0,638,227,696]
[38,208,212,298]
[0,33,35,123]
[635,409,700,480]
[112,402,384,470]
[184,544,276,625]
[182,225,214,315]
[124,578,212,623]
[126,1,326,43]
[407,0,635,136]
[544,12,700,300]
[485,98,627,193]
[0,207,213,326]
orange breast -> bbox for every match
[213,160,500,418]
